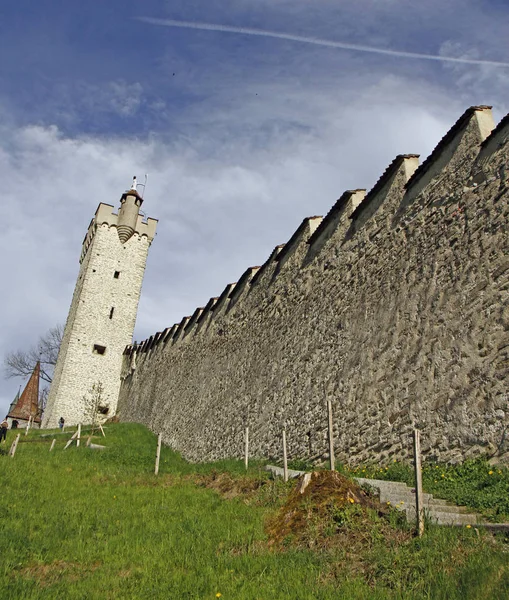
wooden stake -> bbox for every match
[327,399,335,471]
[76,424,81,448]
[49,439,56,452]
[155,432,162,475]
[282,429,288,483]
[244,427,249,471]
[25,415,32,436]
[413,429,425,537]
[99,424,106,437]
[64,430,79,450]
[9,434,20,457]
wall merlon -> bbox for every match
[146,335,157,352]
[274,216,322,275]
[184,308,205,335]
[402,106,495,210]
[155,329,169,346]
[474,113,509,181]
[95,203,118,226]
[250,245,285,289]
[163,325,178,345]
[209,283,237,324]
[135,215,158,241]
[306,190,365,262]
[173,316,191,343]
[197,297,218,325]
[347,156,419,238]
[149,332,164,353]
[228,267,261,310]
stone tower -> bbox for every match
[42,179,157,428]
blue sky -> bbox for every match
[1,0,508,416]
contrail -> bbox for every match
[137,17,509,68]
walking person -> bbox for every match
[58,417,65,431]
[0,419,8,443]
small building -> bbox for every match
[6,361,42,429]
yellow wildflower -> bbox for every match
[488,471,493,475]
[466,525,471,529]
[348,497,355,504]
[216,594,222,598]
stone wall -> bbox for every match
[118,106,509,465]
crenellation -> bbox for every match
[184,308,205,336]
[273,216,323,277]
[347,156,419,239]
[205,283,237,332]
[249,245,285,290]
[173,316,191,343]
[398,106,495,222]
[306,191,365,263]
[227,267,260,312]
[160,325,176,345]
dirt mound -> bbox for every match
[266,470,406,551]
[195,471,266,499]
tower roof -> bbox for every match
[7,361,41,422]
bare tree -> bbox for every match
[3,324,63,416]
[83,381,108,429]
[3,324,63,384]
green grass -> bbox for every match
[347,458,509,522]
[0,424,508,599]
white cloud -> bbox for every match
[1,66,507,415]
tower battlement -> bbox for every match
[80,199,157,263]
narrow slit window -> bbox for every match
[109,307,115,319]
[93,344,106,355]
[114,271,120,279]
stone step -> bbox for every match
[392,501,471,515]
[354,476,481,525]
[380,493,470,511]
[413,509,478,526]
[380,490,434,504]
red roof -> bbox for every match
[7,361,41,422]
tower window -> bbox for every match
[93,344,106,355]
[114,271,120,279]
[109,307,115,319]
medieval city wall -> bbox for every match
[118,106,509,465]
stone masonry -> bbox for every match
[43,186,157,428]
[118,106,509,466]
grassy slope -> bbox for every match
[0,423,508,599]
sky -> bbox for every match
[1,0,508,416]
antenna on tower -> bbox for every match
[136,174,148,199]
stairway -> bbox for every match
[354,477,479,525]
[264,466,509,529]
